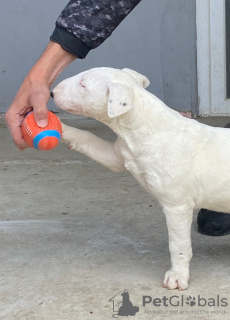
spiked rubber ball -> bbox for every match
[22,111,62,150]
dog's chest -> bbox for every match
[118,141,166,195]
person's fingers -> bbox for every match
[29,88,49,128]
[33,104,49,128]
[5,81,50,149]
[5,110,30,149]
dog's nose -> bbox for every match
[50,91,54,98]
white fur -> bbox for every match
[52,67,230,290]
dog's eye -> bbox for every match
[80,82,86,88]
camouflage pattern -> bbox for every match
[56,0,142,49]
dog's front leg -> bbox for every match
[162,205,193,290]
[61,123,126,173]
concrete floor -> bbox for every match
[0,114,230,320]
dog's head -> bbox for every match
[52,67,150,121]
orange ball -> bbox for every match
[22,111,62,150]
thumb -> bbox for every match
[33,104,49,128]
[30,90,49,127]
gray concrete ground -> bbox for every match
[0,114,230,320]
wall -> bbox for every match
[0,0,197,114]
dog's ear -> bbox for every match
[122,68,150,88]
[107,83,134,118]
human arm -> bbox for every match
[5,0,142,149]
[50,0,142,56]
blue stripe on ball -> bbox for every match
[33,130,61,150]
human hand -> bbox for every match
[5,41,76,150]
[5,76,50,150]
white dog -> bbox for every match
[52,67,230,290]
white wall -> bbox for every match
[0,0,197,113]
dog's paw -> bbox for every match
[162,270,189,291]
[61,123,70,140]
[61,123,77,149]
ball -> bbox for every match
[22,111,62,150]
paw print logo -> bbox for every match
[186,296,196,307]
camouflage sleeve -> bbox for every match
[50,0,142,59]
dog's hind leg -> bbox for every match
[162,204,194,290]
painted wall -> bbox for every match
[0,0,197,114]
